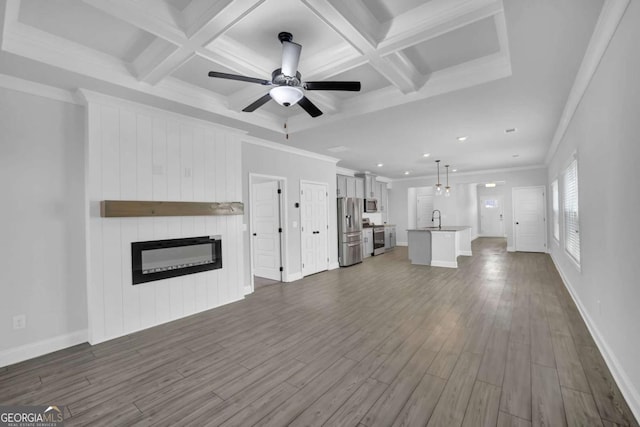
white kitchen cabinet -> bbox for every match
[362,228,373,258]
[336,175,346,197]
[355,178,364,199]
[378,182,388,222]
[337,175,358,197]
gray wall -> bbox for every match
[241,142,338,287]
[546,0,640,413]
[0,88,87,354]
[389,168,546,247]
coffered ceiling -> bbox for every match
[0,0,607,177]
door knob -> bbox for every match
[252,233,257,236]
[515,222,519,225]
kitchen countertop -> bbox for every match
[407,226,471,232]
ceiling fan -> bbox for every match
[208,32,361,118]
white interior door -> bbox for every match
[251,180,282,281]
[416,195,434,228]
[513,186,546,252]
[300,181,328,276]
[480,195,505,236]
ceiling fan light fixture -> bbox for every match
[269,86,303,107]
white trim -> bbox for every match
[329,262,340,270]
[396,241,408,247]
[0,73,79,104]
[243,135,340,164]
[285,272,303,282]
[336,167,357,176]
[76,89,247,136]
[0,330,88,368]
[507,246,515,252]
[430,260,458,268]
[458,250,472,256]
[545,0,630,164]
[391,164,547,182]
[550,252,640,422]
[243,286,252,295]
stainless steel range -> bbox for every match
[363,218,385,256]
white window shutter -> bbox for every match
[563,158,580,263]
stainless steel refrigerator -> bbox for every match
[337,197,363,267]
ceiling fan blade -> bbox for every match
[298,96,323,118]
[242,93,272,112]
[281,41,302,77]
[208,71,271,85]
[304,81,361,91]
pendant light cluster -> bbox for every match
[434,160,453,197]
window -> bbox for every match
[563,157,580,264]
[551,179,559,241]
[484,199,498,208]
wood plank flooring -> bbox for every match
[1,238,637,426]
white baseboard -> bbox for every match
[243,285,253,295]
[329,262,340,270]
[396,241,408,246]
[458,251,473,256]
[285,272,303,282]
[507,246,515,252]
[0,329,88,368]
[550,252,640,422]
[430,260,458,268]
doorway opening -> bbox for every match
[249,174,287,292]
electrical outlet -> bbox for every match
[13,314,26,330]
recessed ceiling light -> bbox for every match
[485,183,497,188]
[404,171,410,175]
[423,153,431,158]
[452,169,457,172]
[377,163,384,167]
[505,128,517,133]
[512,154,519,158]
[457,136,468,142]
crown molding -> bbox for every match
[391,164,546,182]
[0,73,79,104]
[242,135,340,164]
[76,88,248,136]
[545,0,630,165]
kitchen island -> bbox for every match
[407,226,472,268]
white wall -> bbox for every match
[241,140,338,286]
[547,0,640,415]
[0,88,87,365]
[389,168,546,247]
[84,92,245,345]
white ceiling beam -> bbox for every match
[301,0,421,93]
[0,0,20,49]
[82,0,186,42]
[379,0,503,54]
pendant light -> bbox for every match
[434,160,443,196]
[445,164,451,197]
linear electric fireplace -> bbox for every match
[131,235,222,285]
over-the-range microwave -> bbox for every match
[364,198,378,213]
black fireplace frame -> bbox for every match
[131,235,222,285]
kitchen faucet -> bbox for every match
[431,210,442,229]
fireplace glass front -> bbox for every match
[131,235,222,285]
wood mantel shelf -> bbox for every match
[100,200,244,217]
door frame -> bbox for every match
[249,173,288,293]
[512,185,547,252]
[299,179,330,277]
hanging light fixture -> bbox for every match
[434,160,443,196]
[445,164,452,197]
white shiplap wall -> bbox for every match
[84,92,244,344]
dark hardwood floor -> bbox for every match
[1,238,637,426]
